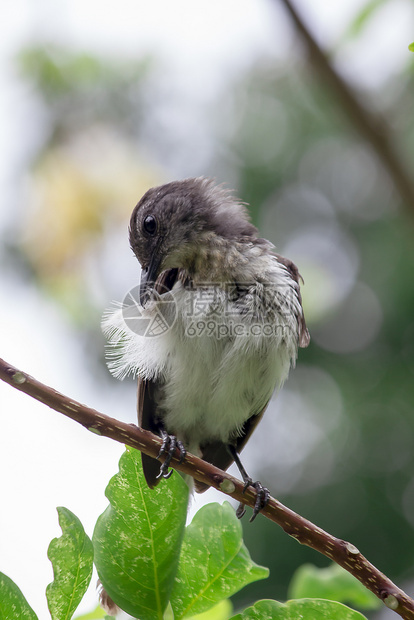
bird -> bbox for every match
[103,177,310,520]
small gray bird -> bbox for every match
[103,177,309,520]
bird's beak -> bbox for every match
[140,251,162,307]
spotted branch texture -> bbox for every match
[1,357,413,619]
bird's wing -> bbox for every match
[273,252,310,348]
[194,402,269,493]
[137,267,180,488]
[138,377,163,488]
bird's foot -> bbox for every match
[236,478,270,522]
[156,431,187,480]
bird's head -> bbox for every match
[129,177,258,305]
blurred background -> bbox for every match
[0,0,414,617]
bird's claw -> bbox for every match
[156,432,187,479]
[236,502,246,519]
[236,479,270,522]
[249,481,270,522]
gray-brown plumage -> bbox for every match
[104,177,309,520]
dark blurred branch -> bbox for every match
[1,357,414,618]
[279,0,414,215]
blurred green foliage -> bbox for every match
[18,45,153,147]
[342,0,390,40]
[288,563,380,610]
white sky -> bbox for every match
[0,1,413,617]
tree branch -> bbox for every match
[278,0,414,215]
[1,356,413,619]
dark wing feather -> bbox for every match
[138,378,163,488]
[273,252,310,348]
[137,268,180,488]
[194,402,269,493]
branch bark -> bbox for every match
[278,0,414,215]
[1,356,413,619]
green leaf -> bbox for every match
[188,599,233,619]
[164,599,232,620]
[409,42,414,52]
[344,0,388,39]
[46,507,94,620]
[288,564,381,610]
[73,604,109,619]
[230,598,369,619]
[170,502,269,619]
[0,572,38,619]
[93,447,189,620]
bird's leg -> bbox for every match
[227,445,270,522]
[156,430,187,479]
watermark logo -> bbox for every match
[184,320,293,340]
[122,285,177,338]
[121,281,296,339]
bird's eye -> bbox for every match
[143,214,157,236]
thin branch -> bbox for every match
[0,357,413,619]
[278,0,414,215]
